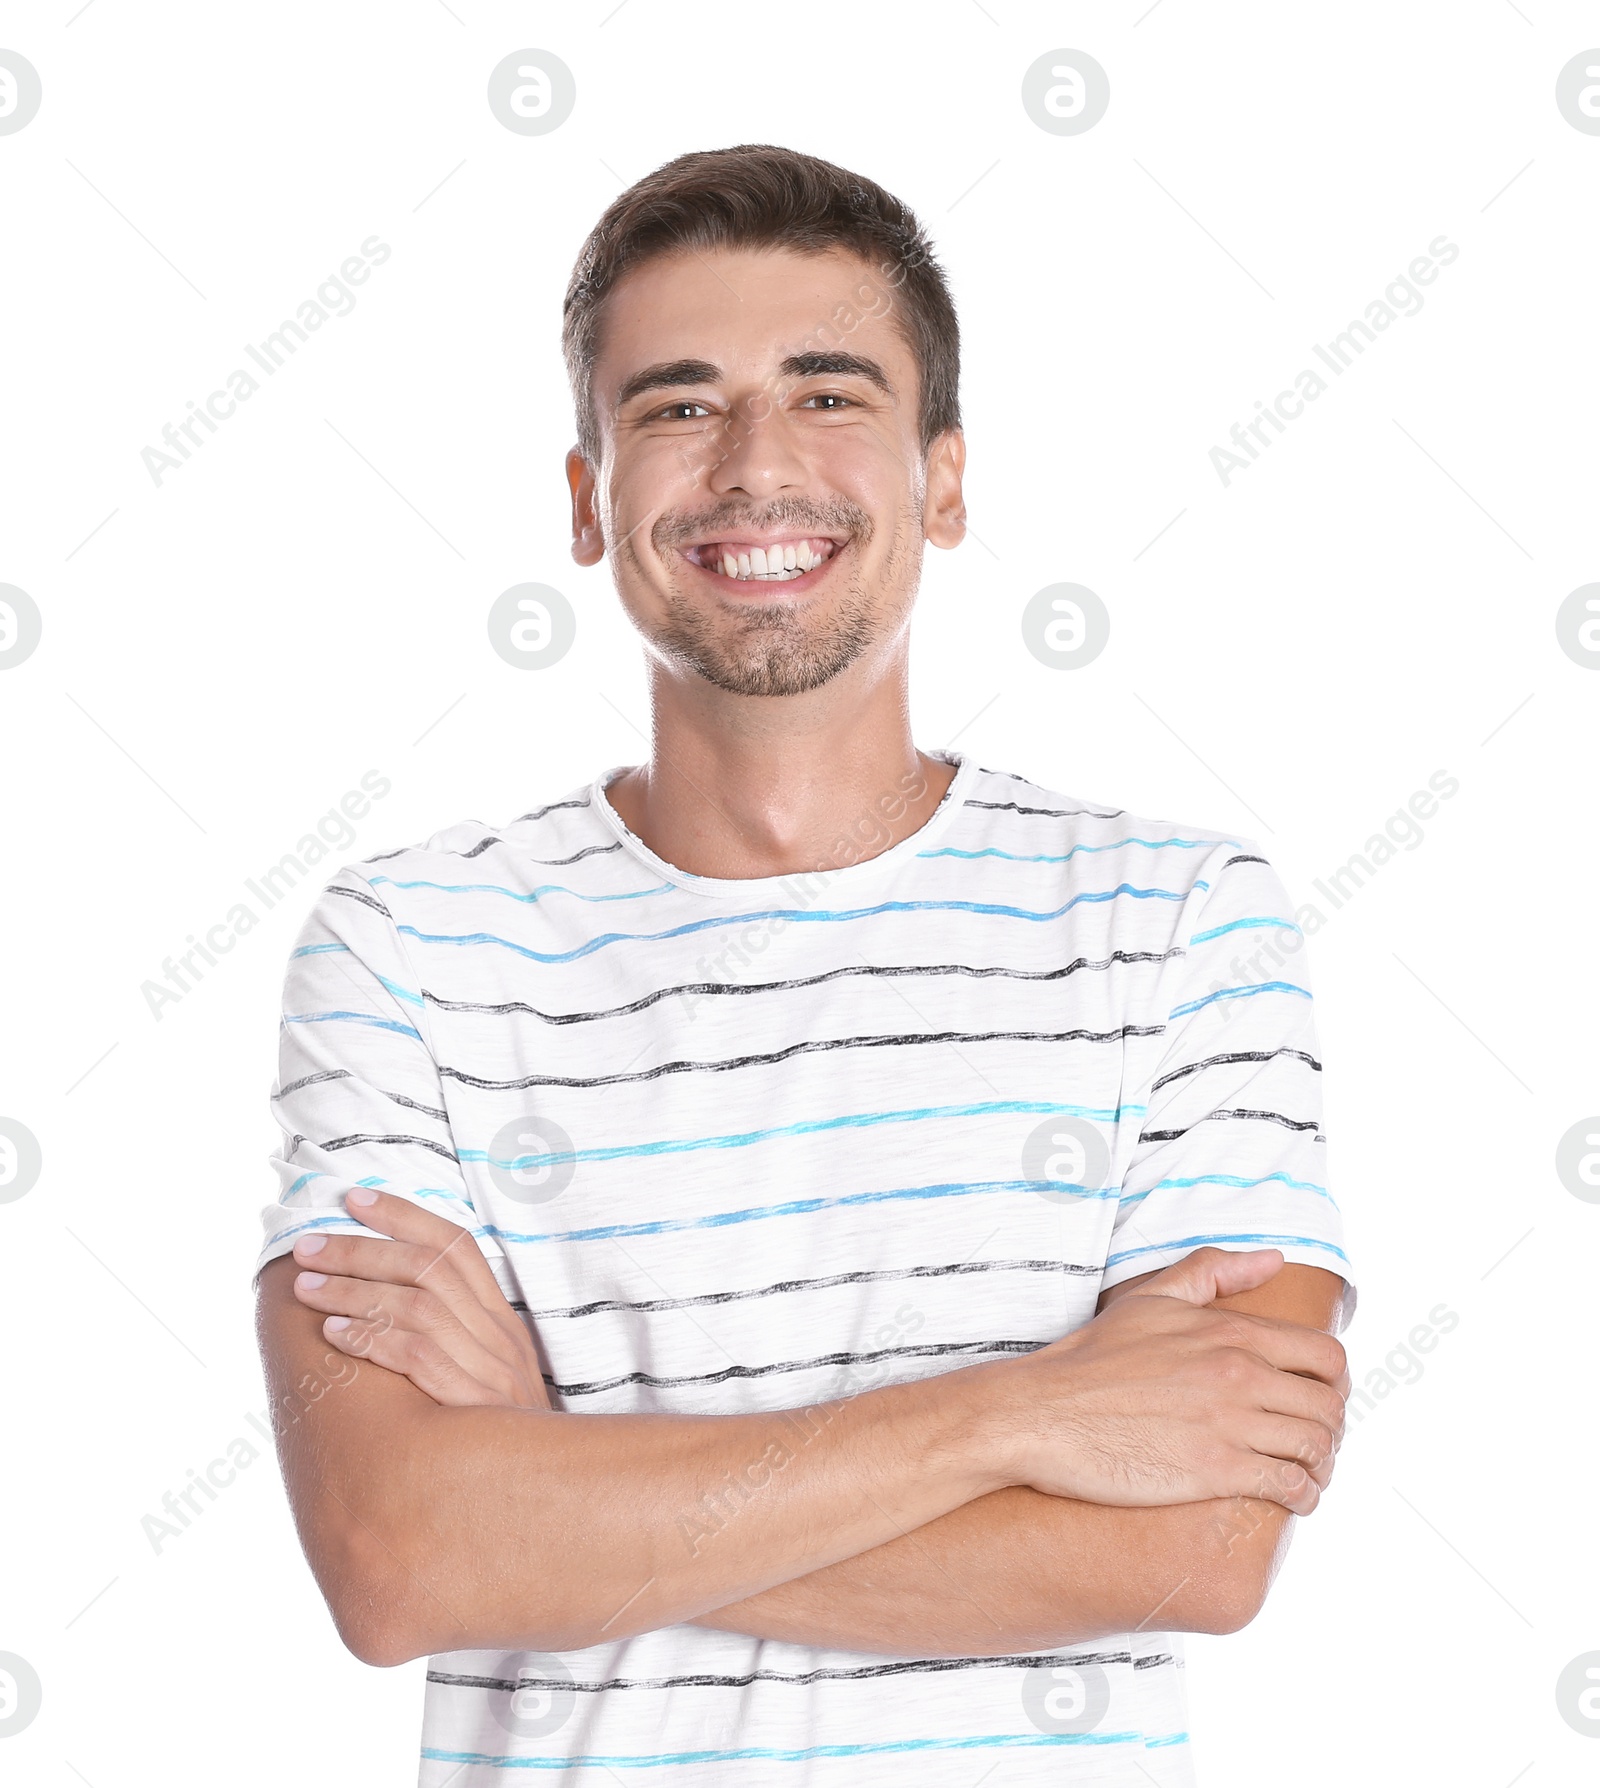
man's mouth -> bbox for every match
[681,535,843,585]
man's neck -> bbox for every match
[604,667,957,882]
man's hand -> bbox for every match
[974,1246,1349,1516]
[289,1189,550,1410]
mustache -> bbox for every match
[653,497,874,551]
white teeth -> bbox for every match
[700,537,836,581]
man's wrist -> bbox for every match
[894,1356,1024,1504]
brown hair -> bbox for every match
[562,144,961,466]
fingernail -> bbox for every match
[294,1235,327,1256]
[347,1187,379,1208]
[296,1272,328,1290]
[326,1316,352,1332]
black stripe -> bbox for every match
[320,1132,460,1163]
[512,796,592,822]
[274,1069,352,1098]
[324,883,390,917]
[364,836,504,864]
[515,1257,1101,1321]
[1151,1047,1322,1094]
[382,1090,450,1122]
[364,833,625,868]
[523,842,624,867]
[964,798,1124,819]
[274,1073,449,1125]
[365,838,500,864]
[440,1024,1163,1093]
[547,1338,1047,1400]
[1139,1107,1322,1142]
[420,949,1181,1027]
[1222,853,1270,868]
[426,1647,1166,1694]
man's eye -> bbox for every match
[802,393,855,410]
[653,401,711,420]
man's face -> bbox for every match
[569,245,964,698]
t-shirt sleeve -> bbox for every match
[1103,843,1356,1324]
[252,863,507,1288]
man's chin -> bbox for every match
[674,643,866,699]
[652,615,873,698]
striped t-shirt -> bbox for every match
[255,749,1352,1786]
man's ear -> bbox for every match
[567,447,605,566]
[923,428,967,550]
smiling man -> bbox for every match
[254,145,1354,1786]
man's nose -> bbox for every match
[705,391,808,497]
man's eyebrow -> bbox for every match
[614,359,723,411]
[614,351,896,413]
[778,351,894,396]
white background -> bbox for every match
[1,3,1596,1783]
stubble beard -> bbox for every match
[632,497,915,697]
[651,575,882,697]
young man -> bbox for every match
[254,145,1353,1785]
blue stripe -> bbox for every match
[276,1170,471,1209]
[419,1730,1183,1769]
[395,883,1199,967]
[268,1197,483,1241]
[1189,916,1301,945]
[1105,1232,1350,1271]
[375,974,425,1008]
[291,941,351,957]
[367,874,671,906]
[461,1099,1140,1171]
[1119,1170,1332,1206]
[283,1009,422,1039]
[1169,980,1310,1019]
[922,836,1238,863]
[488,1176,1114,1248]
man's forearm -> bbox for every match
[689,1484,1293,1655]
[260,1257,1008,1665]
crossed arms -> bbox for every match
[254,1189,1349,1668]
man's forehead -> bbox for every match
[596,244,908,390]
